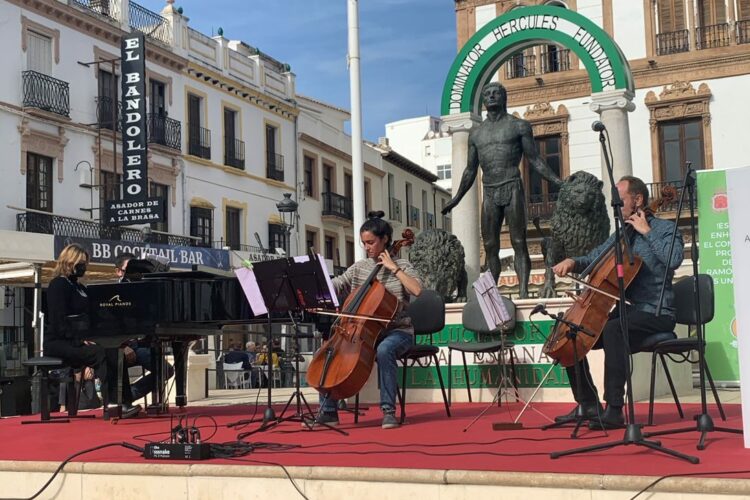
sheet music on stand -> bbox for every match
[473,271,511,330]
[292,254,339,309]
[235,267,268,316]
[233,253,339,316]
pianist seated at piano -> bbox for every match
[115,252,175,403]
[45,243,141,419]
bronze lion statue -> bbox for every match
[538,170,610,298]
[408,229,467,303]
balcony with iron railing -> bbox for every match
[527,192,559,222]
[322,192,353,221]
[696,23,731,49]
[540,48,571,74]
[224,137,245,169]
[70,0,120,21]
[646,179,698,212]
[738,20,750,45]
[407,205,420,228]
[655,30,691,55]
[129,1,172,45]
[424,212,435,230]
[188,124,211,159]
[148,114,181,150]
[16,208,197,246]
[22,71,70,117]
[505,54,535,80]
[95,99,181,150]
[388,197,402,223]
[95,96,121,131]
[267,152,284,181]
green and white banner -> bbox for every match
[697,170,739,383]
[399,319,570,390]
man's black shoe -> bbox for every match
[554,402,602,423]
[588,405,624,430]
[120,403,142,420]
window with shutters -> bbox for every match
[658,120,705,183]
[190,207,213,247]
[149,182,169,233]
[27,31,52,75]
[655,0,690,54]
[225,207,241,250]
[696,0,730,48]
[738,0,750,43]
[26,152,53,212]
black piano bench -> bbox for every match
[22,357,95,424]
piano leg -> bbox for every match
[146,341,168,416]
[173,340,188,408]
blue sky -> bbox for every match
[139,0,458,141]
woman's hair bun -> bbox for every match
[367,210,385,219]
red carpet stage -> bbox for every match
[1,401,748,499]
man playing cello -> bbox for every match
[552,176,684,429]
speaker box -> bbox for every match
[0,376,32,416]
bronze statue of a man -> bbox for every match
[441,82,563,298]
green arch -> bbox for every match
[441,5,633,116]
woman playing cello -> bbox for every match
[551,176,684,429]
[310,211,422,430]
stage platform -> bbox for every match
[0,389,747,499]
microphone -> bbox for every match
[530,303,547,316]
[591,120,606,132]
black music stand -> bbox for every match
[230,254,345,437]
[550,127,698,464]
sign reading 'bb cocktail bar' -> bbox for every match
[105,33,163,226]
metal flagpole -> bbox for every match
[348,0,365,260]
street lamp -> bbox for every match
[276,192,298,256]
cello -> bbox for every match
[306,230,415,401]
[542,185,677,367]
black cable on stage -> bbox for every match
[630,469,750,500]
[0,442,144,500]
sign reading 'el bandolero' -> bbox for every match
[121,33,148,200]
[441,5,634,115]
[105,33,163,226]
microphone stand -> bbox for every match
[643,165,742,448]
[550,126,698,463]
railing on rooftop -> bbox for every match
[129,1,172,45]
[70,0,121,21]
[22,71,70,117]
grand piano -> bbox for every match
[80,267,266,414]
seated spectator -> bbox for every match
[225,342,253,370]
